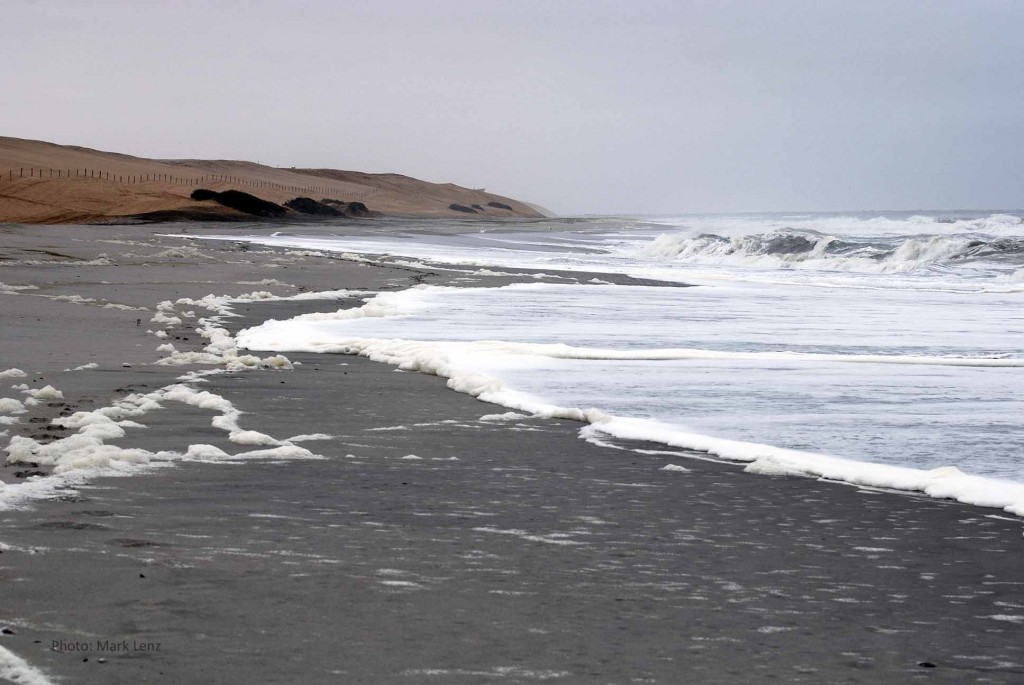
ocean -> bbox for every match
[206,211,1024,514]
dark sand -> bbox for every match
[1,222,1022,684]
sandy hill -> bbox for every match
[0,136,545,224]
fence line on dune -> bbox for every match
[0,166,341,199]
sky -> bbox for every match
[2,0,1022,215]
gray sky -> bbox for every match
[3,0,1022,214]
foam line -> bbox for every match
[0,643,56,685]
[236,290,1024,517]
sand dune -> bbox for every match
[0,136,546,223]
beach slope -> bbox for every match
[0,223,1022,683]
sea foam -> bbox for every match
[236,282,1024,517]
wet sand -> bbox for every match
[1,222,1022,684]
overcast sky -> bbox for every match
[3,0,1022,214]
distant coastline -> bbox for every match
[0,136,547,224]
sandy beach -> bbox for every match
[1,221,1023,684]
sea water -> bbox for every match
[220,211,1024,511]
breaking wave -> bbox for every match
[640,212,1024,238]
[634,230,1024,275]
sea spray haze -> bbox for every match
[217,210,1024,514]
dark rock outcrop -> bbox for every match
[285,197,343,216]
[319,198,373,217]
[190,189,286,217]
[449,203,478,213]
[215,190,287,217]
[345,201,370,217]
[487,201,514,211]
[471,204,484,212]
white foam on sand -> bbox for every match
[19,385,64,407]
[238,278,292,286]
[102,302,148,311]
[288,433,335,442]
[0,382,318,510]
[0,398,26,415]
[0,643,56,685]
[236,287,1024,518]
[147,293,297,372]
[150,311,182,327]
[21,386,63,400]
[183,444,230,461]
[479,412,530,422]
[0,256,111,268]
[278,289,371,301]
[46,294,96,304]
[581,418,1024,517]
[0,283,39,294]
[229,430,281,447]
[154,245,212,260]
[0,283,371,510]
[402,666,571,680]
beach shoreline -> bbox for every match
[1,222,1023,683]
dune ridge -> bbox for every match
[0,136,545,223]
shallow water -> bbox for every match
[219,211,1024,495]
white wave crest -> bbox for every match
[634,231,1023,275]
